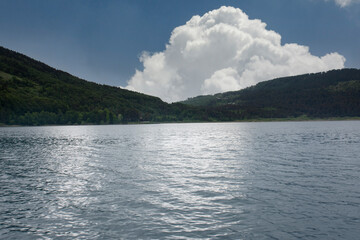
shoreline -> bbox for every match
[1,117,360,127]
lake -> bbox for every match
[1,121,360,239]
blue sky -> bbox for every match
[0,0,359,101]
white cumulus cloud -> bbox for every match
[329,0,360,7]
[126,6,345,102]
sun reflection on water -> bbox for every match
[1,122,360,239]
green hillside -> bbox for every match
[0,46,206,125]
[1,45,360,126]
[182,69,360,119]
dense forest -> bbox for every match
[0,46,212,125]
[1,46,360,126]
[182,69,360,119]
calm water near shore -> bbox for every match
[1,121,360,239]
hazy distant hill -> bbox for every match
[181,69,360,119]
[0,46,205,125]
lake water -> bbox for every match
[1,121,360,239]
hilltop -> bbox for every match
[1,46,360,126]
[0,46,205,125]
[181,69,360,120]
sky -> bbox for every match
[0,0,359,102]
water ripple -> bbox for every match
[1,122,360,239]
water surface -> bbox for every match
[1,122,360,239]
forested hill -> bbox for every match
[1,45,360,126]
[0,46,204,125]
[181,69,360,119]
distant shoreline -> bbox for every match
[1,117,360,127]
[234,116,360,123]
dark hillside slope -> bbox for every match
[0,46,202,125]
[182,69,360,119]
[1,45,359,125]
